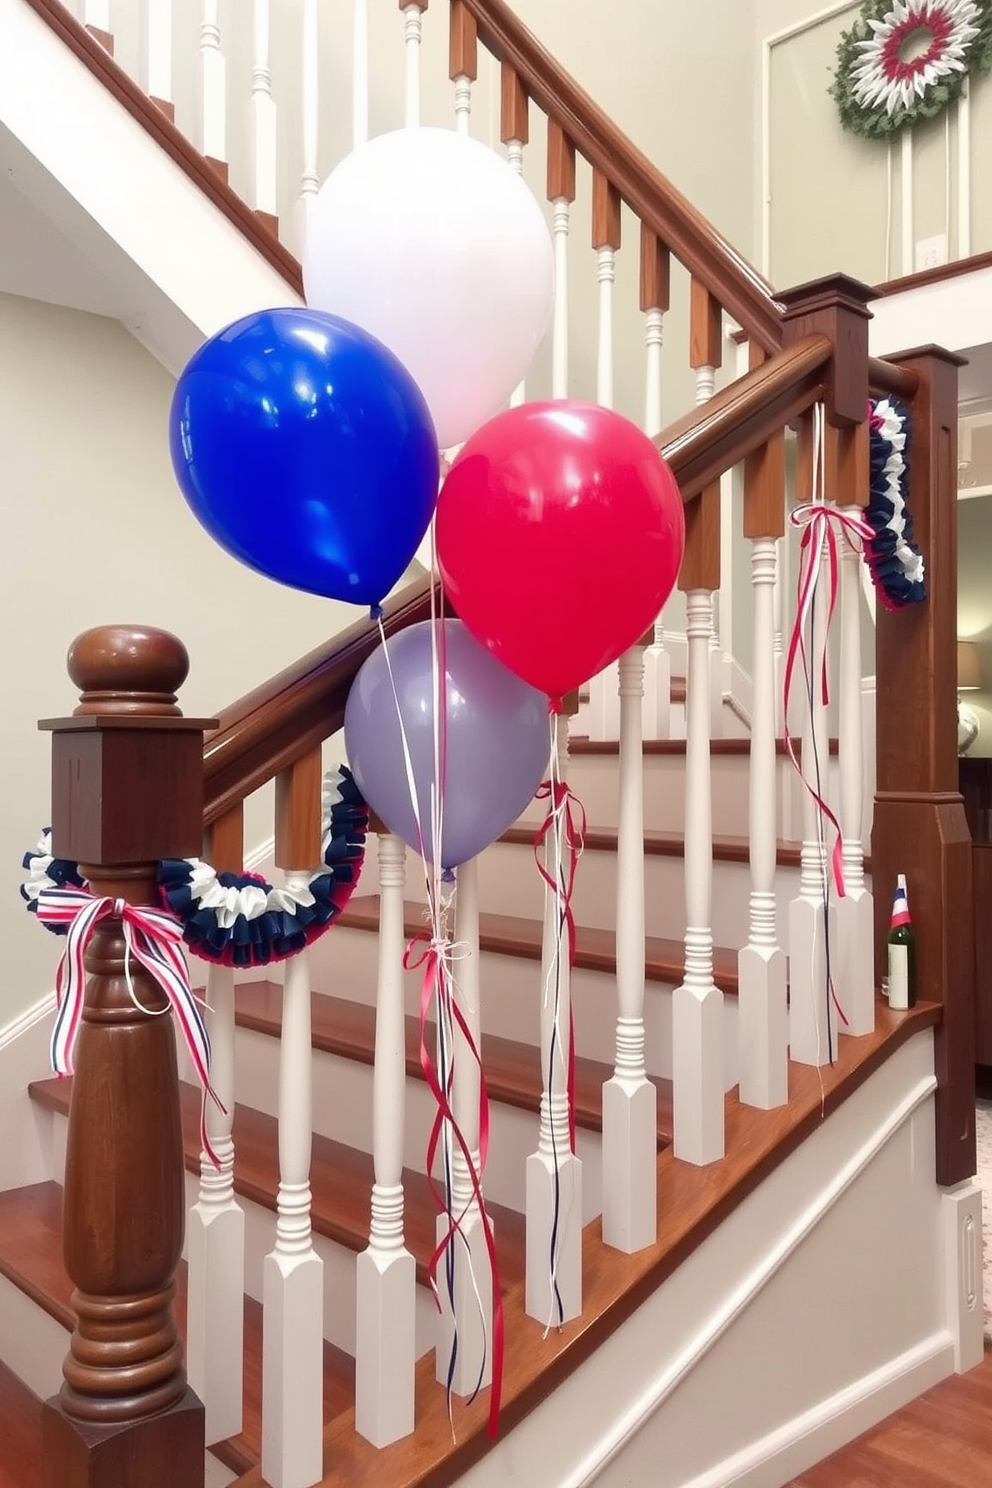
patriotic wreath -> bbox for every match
[863,397,927,608]
[22,764,368,969]
[831,0,992,140]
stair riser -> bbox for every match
[308,927,739,1089]
[233,1026,605,1225]
[44,1107,437,1360]
[476,840,799,946]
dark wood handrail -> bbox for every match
[460,0,785,354]
[203,576,437,825]
[22,0,304,295]
[869,356,920,400]
[660,333,832,497]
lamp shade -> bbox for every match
[957,640,981,691]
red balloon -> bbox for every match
[436,400,685,702]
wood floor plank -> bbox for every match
[337,896,740,994]
[787,1346,992,1487]
[0,1357,42,1488]
[233,982,675,1144]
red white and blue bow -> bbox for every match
[37,886,223,1168]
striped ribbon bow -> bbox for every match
[784,502,875,901]
[36,886,222,1168]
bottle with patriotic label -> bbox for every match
[887,873,916,1010]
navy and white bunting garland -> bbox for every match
[864,396,926,610]
[22,765,367,969]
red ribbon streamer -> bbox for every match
[532,779,587,1154]
[404,931,504,1437]
[784,502,874,907]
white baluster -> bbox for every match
[587,229,621,742]
[507,136,527,407]
[249,0,278,224]
[356,834,416,1446]
[738,538,788,1108]
[836,504,875,1036]
[187,958,244,1443]
[694,365,716,403]
[353,0,369,148]
[602,646,656,1252]
[673,589,725,1165]
[526,717,582,1325]
[640,232,671,741]
[296,0,319,254]
[692,368,725,740]
[78,1,110,38]
[789,535,839,1067]
[140,1,172,112]
[773,537,785,736]
[402,4,425,129]
[262,914,323,1487]
[551,197,571,398]
[435,856,493,1393]
[454,73,473,134]
[195,0,226,169]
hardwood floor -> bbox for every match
[787,1347,992,1486]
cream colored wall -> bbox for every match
[956,495,992,755]
[757,0,992,291]
[0,291,356,1028]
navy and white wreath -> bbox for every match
[864,396,927,610]
[22,765,368,969]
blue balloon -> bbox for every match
[169,308,439,607]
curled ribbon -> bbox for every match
[533,779,586,1155]
[785,502,874,907]
[36,886,223,1169]
[404,929,504,1437]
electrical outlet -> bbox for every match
[915,234,948,271]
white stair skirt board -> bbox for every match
[0,0,301,374]
[454,1032,957,1488]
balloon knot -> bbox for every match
[370,603,384,622]
[441,867,456,885]
[549,697,563,716]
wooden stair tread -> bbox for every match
[501,822,805,866]
[232,983,674,1144]
[0,1355,42,1488]
[338,897,739,994]
[570,737,839,756]
[0,1180,353,1478]
[27,1081,526,1294]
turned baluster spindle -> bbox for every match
[690,278,726,737]
[739,401,789,1110]
[356,822,416,1447]
[400,1,428,129]
[195,0,227,178]
[296,0,319,252]
[140,0,173,119]
[262,748,323,1488]
[547,121,575,399]
[586,172,623,741]
[673,492,725,1166]
[526,691,583,1325]
[40,626,213,1488]
[249,0,279,235]
[187,804,245,1444]
[640,225,672,740]
[827,421,875,1037]
[449,0,478,136]
[502,61,529,406]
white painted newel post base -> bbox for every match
[940,1180,985,1374]
[356,831,415,1446]
[187,962,245,1446]
[262,931,323,1488]
[602,645,656,1253]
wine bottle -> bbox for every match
[887,874,916,1010]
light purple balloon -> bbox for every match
[344,619,550,869]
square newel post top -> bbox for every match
[776,273,877,429]
[38,625,218,868]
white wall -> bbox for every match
[0,290,356,1028]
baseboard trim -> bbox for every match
[678,1331,954,1488]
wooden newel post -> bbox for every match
[39,625,216,1488]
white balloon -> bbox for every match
[303,128,555,450]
